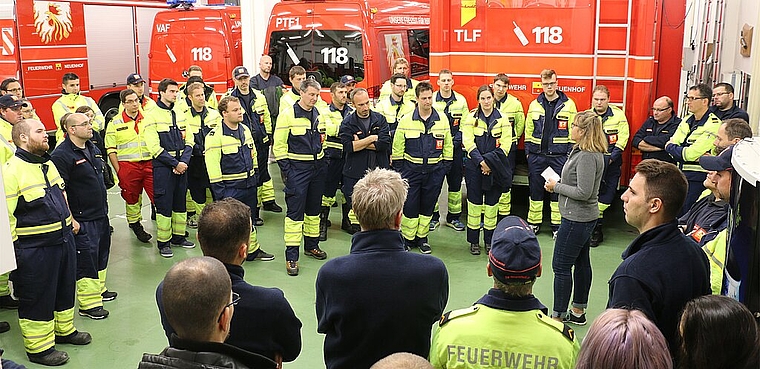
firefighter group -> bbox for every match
[0,54,753,366]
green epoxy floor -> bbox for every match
[0,165,638,368]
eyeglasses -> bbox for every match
[712,92,729,97]
[217,292,240,323]
[6,88,22,93]
[686,96,708,102]
[650,107,671,112]
[542,81,557,87]
[124,99,140,105]
[71,120,93,128]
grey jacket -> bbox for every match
[553,148,605,222]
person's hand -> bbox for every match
[175,162,188,174]
[72,219,81,235]
[480,161,491,175]
[545,178,557,192]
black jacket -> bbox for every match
[339,110,391,179]
[631,115,681,163]
[608,221,710,356]
[316,229,449,369]
[138,336,276,369]
[157,263,302,363]
[50,137,108,221]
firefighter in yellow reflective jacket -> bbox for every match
[430,70,470,232]
[143,78,194,258]
[184,82,222,227]
[274,80,329,276]
[226,66,284,225]
[588,85,629,247]
[105,89,155,244]
[429,216,580,369]
[205,96,275,262]
[525,70,577,237]
[378,57,420,103]
[52,73,104,146]
[392,82,453,254]
[5,119,92,366]
[462,86,512,256]
[318,82,355,240]
[375,73,416,138]
[0,95,25,314]
[493,74,525,220]
[665,83,722,216]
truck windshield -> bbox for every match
[269,30,364,87]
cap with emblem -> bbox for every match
[340,75,356,85]
[489,216,542,283]
[127,73,144,85]
[699,145,734,172]
[0,94,28,109]
[233,66,250,80]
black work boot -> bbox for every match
[341,203,358,235]
[590,223,603,247]
[150,204,157,221]
[319,206,330,241]
[129,222,152,243]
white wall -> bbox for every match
[723,0,758,74]
[242,0,280,73]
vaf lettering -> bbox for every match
[156,23,170,33]
[454,29,481,42]
[275,17,300,29]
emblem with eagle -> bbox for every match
[33,2,73,44]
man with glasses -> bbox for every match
[632,96,680,164]
[665,83,722,216]
[123,73,157,113]
[51,113,113,320]
[375,73,415,139]
[105,89,155,244]
[156,199,301,366]
[709,82,749,122]
[1,78,40,121]
[379,57,420,103]
[525,69,577,238]
[493,73,525,222]
[141,257,277,369]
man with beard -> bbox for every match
[5,119,92,365]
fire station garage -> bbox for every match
[0,0,759,368]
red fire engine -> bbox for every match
[430,0,686,185]
[0,0,167,133]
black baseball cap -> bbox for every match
[233,66,250,79]
[489,216,542,283]
[699,145,734,172]
[127,73,145,85]
[0,95,28,109]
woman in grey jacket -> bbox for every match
[544,111,607,324]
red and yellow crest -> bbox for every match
[33,2,73,44]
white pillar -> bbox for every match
[242,0,279,73]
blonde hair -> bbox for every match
[352,169,408,231]
[573,111,608,153]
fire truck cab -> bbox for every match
[430,0,685,186]
[148,3,242,98]
[264,0,430,99]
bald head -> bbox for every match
[652,96,674,123]
[259,55,273,75]
[370,353,434,369]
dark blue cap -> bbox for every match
[489,216,542,283]
[699,145,734,171]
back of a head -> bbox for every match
[576,309,672,369]
[723,118,753,141]
[162,257,231,342]
[679,295,759,369]
[370,353,434,369]
[352,168,408,231]
[197,198,251,263]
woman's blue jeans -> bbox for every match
[552,217,597,318]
